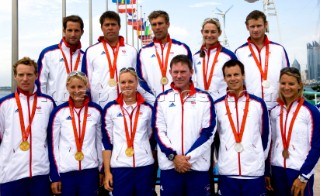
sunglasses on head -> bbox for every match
[120,67,136,73]
[204,17,220,23]
[69,71,86,77]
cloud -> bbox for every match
[169,25,189,38]
[189,2,219,8]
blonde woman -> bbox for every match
[102,68,154,196]
[193,18,237,101]
[48,71,103,196]
[267,67,320,196]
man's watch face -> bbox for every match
[168,154,175,161]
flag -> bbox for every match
[112,0,136,4]
[118,4,136,14]
[128,18,144,26]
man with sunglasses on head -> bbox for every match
[235,10,289,110]
[82,11,137,108]
[38,15,84,106]
[0,57,56,196]
[137,10,192,105]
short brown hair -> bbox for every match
[245,10,267,25]
[13,57,38,76]
[170,55,192,70]
[63,15,84,30]
[100,11,121,27]
[148,10,169,23]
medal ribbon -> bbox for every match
[247,40,269,81]
[69,101,89,155]
[202,46,221,91]
[58,44,81,74]
[102,41,120,80]
[279,98,304,150]
[120,105,141,149]
[225,93,250,143]
[15,91,38,142]
[155,40,172,81]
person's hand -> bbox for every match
[173,155,191,173]
[104,172,114,191]
[291,177,307,196]
[51,181,62,194]
[265,176,274,191]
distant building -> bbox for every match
[307,41,320,80]
[291,58,301,71]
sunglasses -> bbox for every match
[69,71,86,77]
[280,67,300,75]
[119,67,136,73]
[204,17,220,23]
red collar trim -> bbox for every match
[62,37,82,52]
[170,81,196,96]
[226,86,247,98]
[68,96,90,108]
[115,92,145,107]
[17,87,36,97]
[277,96,303,107]
[247,35,270,46]
[201,42,221,52]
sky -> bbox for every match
[0,0,319,87]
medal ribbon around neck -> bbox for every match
[155,40,172,84]
[69,101,89,159]
[225,93,250,145]
[58,44,81,74]
[247,40,269,82]
[202,46,221,91]
[15,91,38,144]
[279,98,304,152]
[120,105,141,151]
[102,41,120,82]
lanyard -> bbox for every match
[58,44,81,74]
[202,46,221,91]
[280,98,304,150]
[225,93,250,143]
[69,101,89,154]
[155,40,172,86]
[247,40,269,81]
[120,105,140,149]
[15,91,37,142]
[102,41,120,80]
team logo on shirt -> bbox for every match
[151,54,156,58]
[59,58,64,62]
[197,61,201,65]
[169,103,176,107]
[101,51,106,55]
[15,108,19,113]
[66,116,71,120]
[117,113,123,117]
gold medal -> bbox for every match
[20,141,30,151]
[262,80,270,88]
[282,149,289,159]
[160,77,168,85]
[75,151,84,161]
[108,78,117,87]
[234,143,244,153]
[125,147,134,157]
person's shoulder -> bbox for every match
[234,42,249,53]
[39,44,59,55]
[0,93,15,105]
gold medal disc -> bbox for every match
[125,147,134,157]
[75,151,84,161]
[20,141,30,151]
[282,149,289,159]
[160,77,169,85]
[108,78,117,87]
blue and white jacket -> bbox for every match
[214,91,270,177]
[137,35,192,104]
[37,38,84,105]
[269,98,320,179]
[193,43,237,101]
[235,36,289,110]
[153,82,216,171]
[47,97,103,182]
[102,93,154,168]
[0,87,55,183]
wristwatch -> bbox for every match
[168,153,176,161]
[298,175,308,183]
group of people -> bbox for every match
[0,8,319,196]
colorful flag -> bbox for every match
[112,0,136,4]
[118,4,136,14]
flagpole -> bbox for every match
[89,0,92,46]
[11,0,18,92]
[125,1,128,44]
[106,0,108,11]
